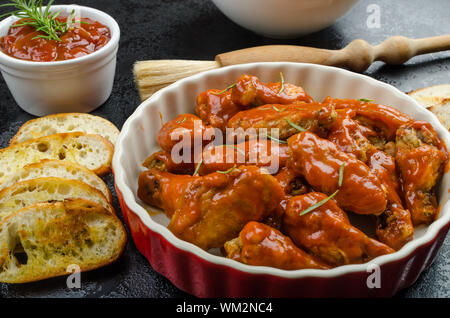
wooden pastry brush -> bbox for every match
[134,34,450,101]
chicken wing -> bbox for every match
[274,167,310,197]
[157,113,216,154]
[197,139,289,175]
[327,108,378,163]
[227,103,337,139]
[138,167,191,217]
[368,150,414,250]
[324,97,412,140]
[284,192,395,266]
[224,221,329,270]
[138,166,285,250]
[231,74,314,107]
[142,150,195,175]
[287,132,387,215]
[196,88,244,131]
[395,121,448,225]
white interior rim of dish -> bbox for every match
[113,62,450,279]
[0,5,120,66]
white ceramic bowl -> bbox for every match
[212,0,359,38]
[0,5,120,116]
[113,62,450,297]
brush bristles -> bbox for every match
[133,59,220,101]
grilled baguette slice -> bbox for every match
[0,177,113,221]
[408,84,450,131]
[0,132,113,184]
[429,98,450,130]
[0,199,126,284]
[10,113,120,145]
[0,159,111,202]
[408,84,450,108]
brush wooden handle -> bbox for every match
[215,35,450,72]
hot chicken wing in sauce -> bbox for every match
[231,74,314,107]
[284,192,395,266]
[395,121,448,225]
[287,132,387,215]
[139,166,284,250]
[224,222,329,270]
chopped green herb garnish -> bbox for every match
[299,163,345,216]
[193,159,203,176]
[358,98,374,103]
[284,118,307,132]
[300,190,340,216]
[176,117,186,124]
[278,72,285,94]
[216,164,237,174]
[260,105,287,112]
[211,83,237,95]
[272,105,287,112]
[338,163,345,187]
[266,134,287,144]
[224,144,246,156]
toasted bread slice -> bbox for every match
[429,98,450,130]
[408,84,450,108]
[0,160,111,202]
[0,177,114,221]
[10,113,120,145]
[0,199,126,283]
[0,132,113,184]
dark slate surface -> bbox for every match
[0,0,448,298]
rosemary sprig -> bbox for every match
[193,158,203,176]
[224,144,246,156]
[217,164,237,174]
[299,163,345,216]
[266,134,287,144]
[176,117,186,124]
[272,105,287,112]
[299,190,340,216]
[211,83,237,95]
[338,163,345,187]
[278,72,285,94]
[0,0,84,42]
[284,118,307,132]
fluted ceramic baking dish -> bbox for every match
[113,62,450,297]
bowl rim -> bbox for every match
[113,62,450,279]
[0,4,120,67]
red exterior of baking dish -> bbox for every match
[115,184,450,298]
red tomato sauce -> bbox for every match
[0,17,111,62]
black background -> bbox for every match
[0,0,448,298]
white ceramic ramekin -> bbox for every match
[0,5,120,116]
[113,62,450,297]
[211,0,359,39]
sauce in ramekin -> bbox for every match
[0,17,111,62]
